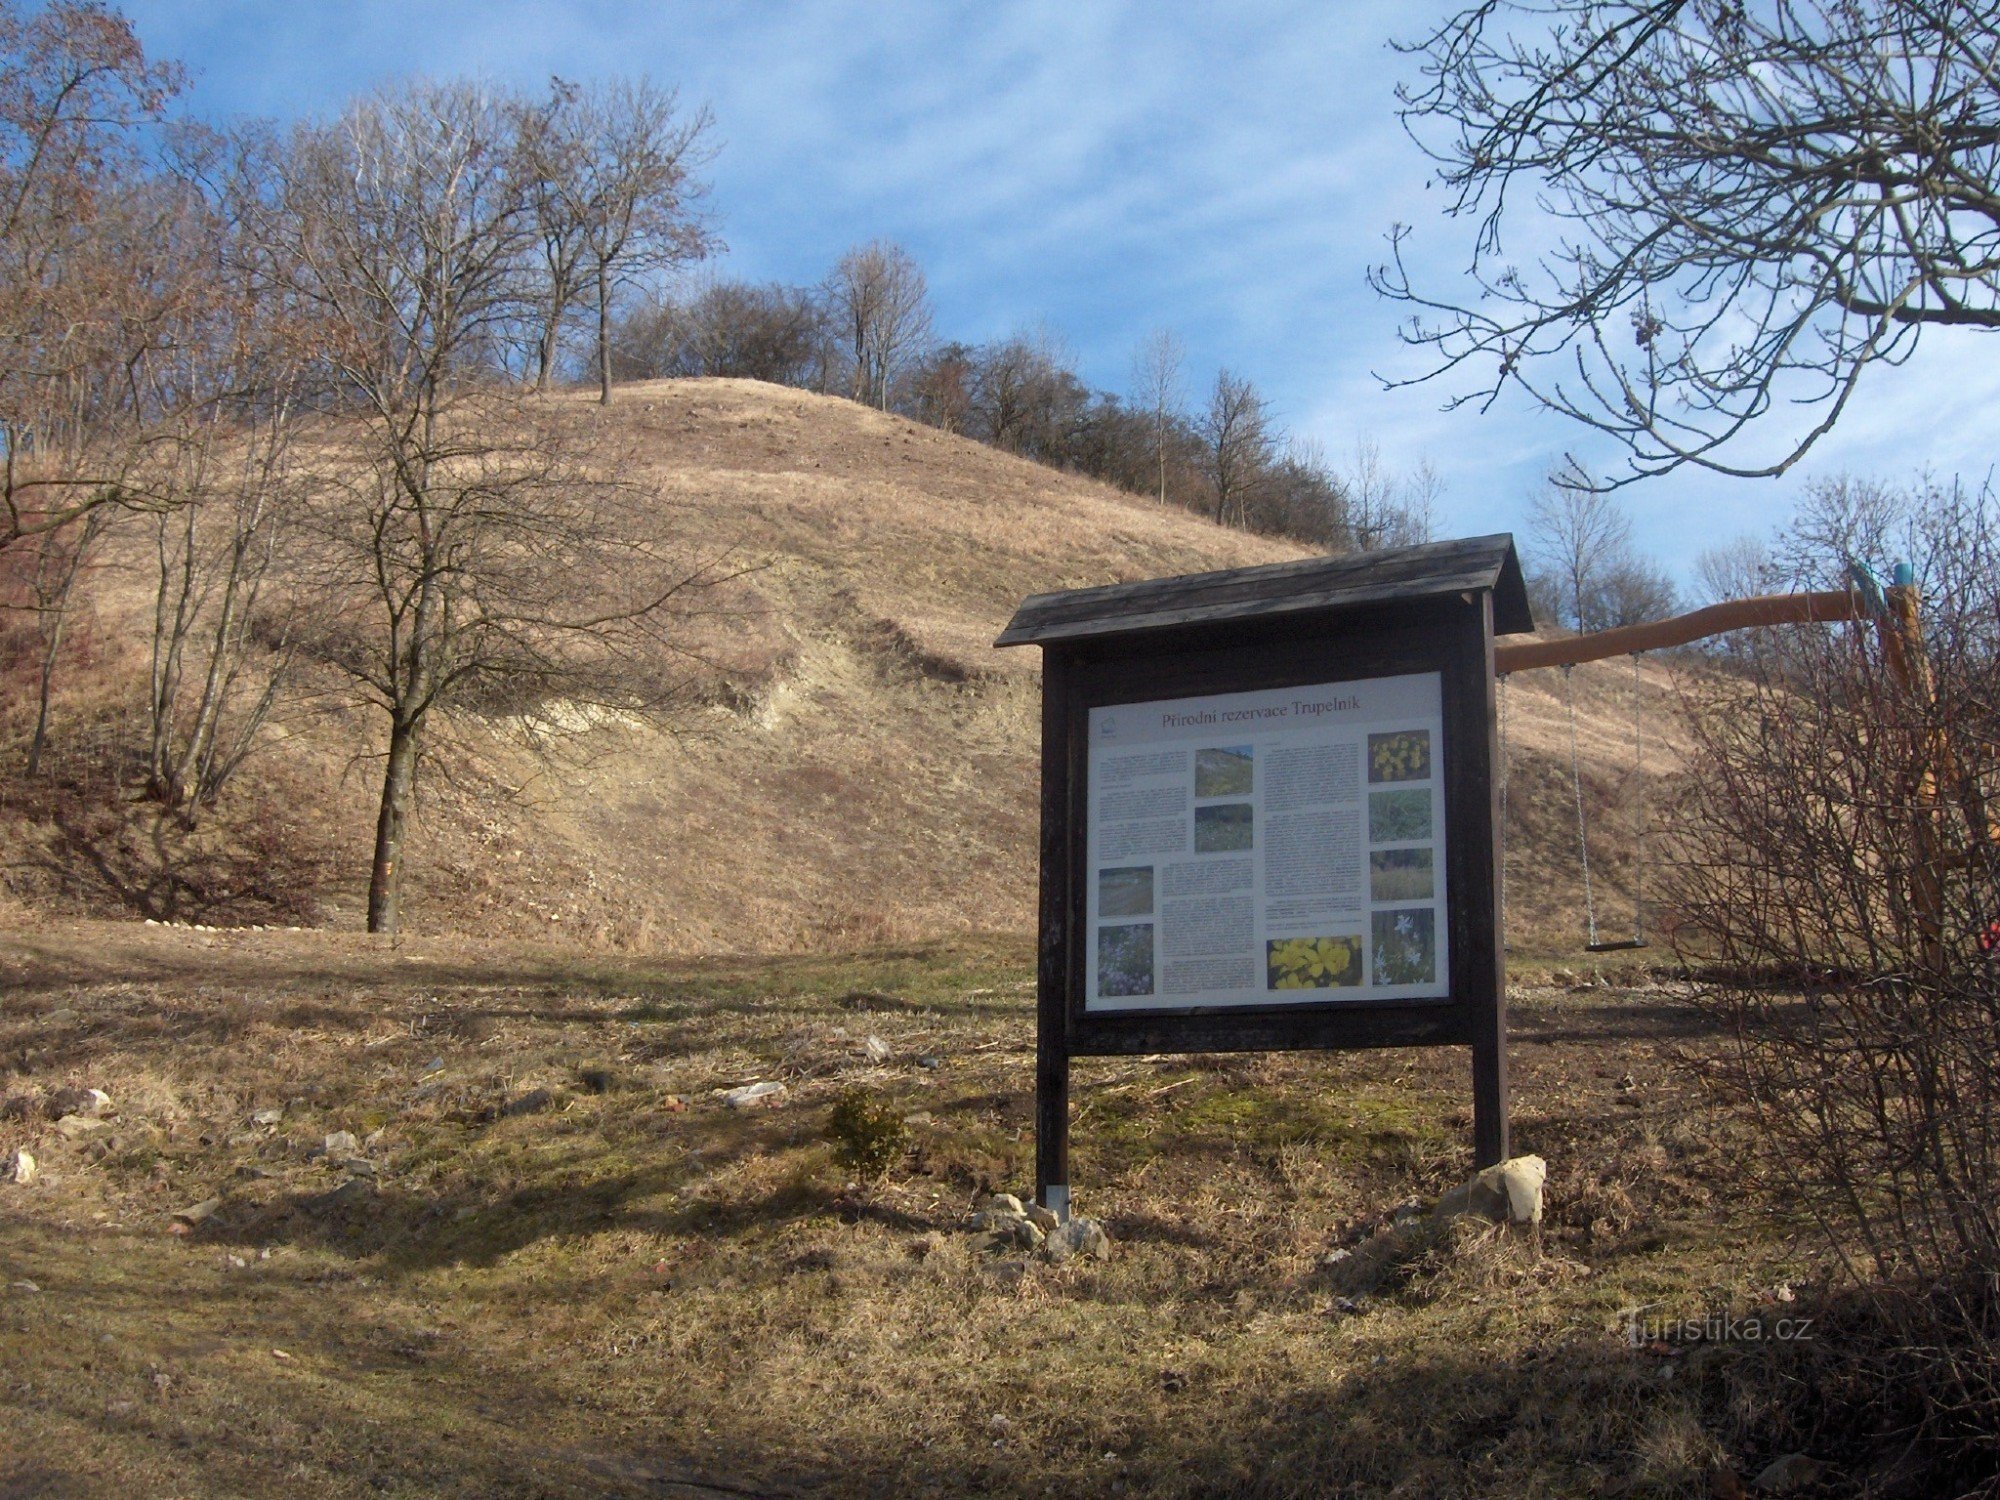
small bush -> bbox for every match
[825,1088,908,1177]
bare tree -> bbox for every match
[828,241,932,409]
[1670,478,2000,1466]
[22,506,110,774]
[1376,0,2000,484]
[0,1,188,553]
[563,80,715,405]
[269,81,728,934]
[1199,369,1273,527]
[145,402,304,818]
[1131,329,1184,505]
[1342,437,1435,551]
[1524,471,1633,633]
[512,79,593,393]
[1693,535,1771,608]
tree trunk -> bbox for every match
[367,719,420,935]
[596,264,613,405]
[26,606,66,776]
[536,307,560,393]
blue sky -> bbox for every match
[122,0,2000,586]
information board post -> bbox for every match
[1035,651,1073,1218]
[1001,536,1535,1207]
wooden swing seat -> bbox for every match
[1585,938,1649,953]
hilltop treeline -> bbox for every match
[610,271,1439,553]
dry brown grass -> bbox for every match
[3,377,1668,959]
[1,921,1857,1499]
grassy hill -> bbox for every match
[0,377,1670,959]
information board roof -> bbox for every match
[995,533,1534,649]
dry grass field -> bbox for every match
[0,377,1666,962]
[0,920,1858,1499]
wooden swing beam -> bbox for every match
[1492,588,1863,674]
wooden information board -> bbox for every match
[996,534,1535,1219]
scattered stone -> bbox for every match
[172,1197,221,1227]
[8,1149,34,1186]
[987,1413,1015,1437]
[8,1281,40,1294]
[861,1035,892,1065]
[48,1086,110,1119]
[1039,1215,1111,1262]
[981,1192,1025,1216]
[323,1130,359,1156]
[985,1259,1028,1290]
[1432,1155,1546,1228]
[250,1108,284,1127]
[236,1164,275,1180]
[916,1055,943,1070]
[1752,1454,1824,1493]
[1025,1203,1060,1232]
[501,1088,558,1118]
[340,1158,378,1178]
[719,1082,787,1109]
[54,1114,110,1140]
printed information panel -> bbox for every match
[1085,672,1447,1011]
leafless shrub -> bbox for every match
[1668,476,2000,1468]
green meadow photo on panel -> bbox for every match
[1193,801,1254,852]
[1369,847,1434,901]
[1368,787,1432,842]
[1194,745,1254,797]
[1098,865,1154,917]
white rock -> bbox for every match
[862,1035,892,1064]
[54,1115,109,1139]
[1025,1204,1060,1232]
[8,1149,34,1186]
[1432,1155,1546,1228]
[323,1130,359,1156]
[983,1193,1025,1216]
[251,1108,284,1127]
[720,1082,787,1109]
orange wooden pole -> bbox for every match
[1493,589,1863,674]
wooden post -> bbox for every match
[1468,594,1509,1167]
[1035,651,1072,1220]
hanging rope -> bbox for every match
[1628,652,1647,946]
[1563,664,1601,948]
[1497,671,1511,925]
